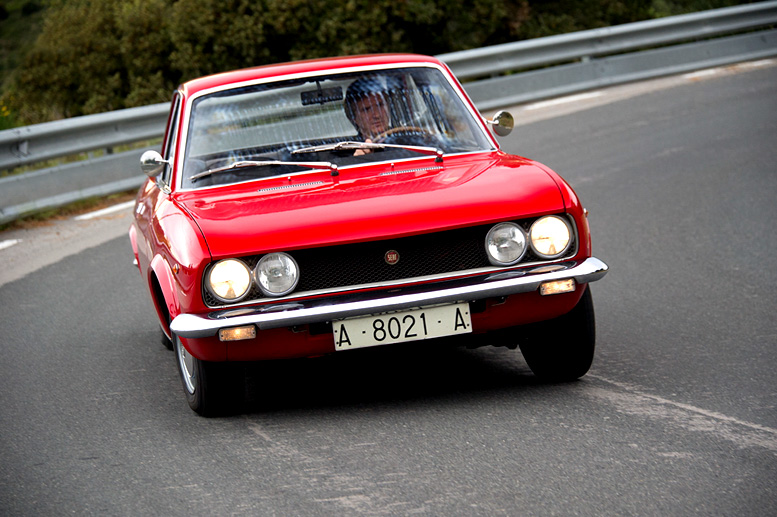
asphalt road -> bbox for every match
[1,62,776,515]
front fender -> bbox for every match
[535,164,592,258]
[148,254,179,334]
[128,223,140,273]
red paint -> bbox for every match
[176,153,563,259]
[129,54,597,363]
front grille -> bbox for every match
[294,225,489,292]
[203,217,576,307]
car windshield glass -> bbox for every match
[181,66,492,189]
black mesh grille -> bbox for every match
[203,217,576,307]
[294,224,489,292]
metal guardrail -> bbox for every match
[440,1,777,78]
[1,1,776,224]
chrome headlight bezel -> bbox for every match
[485,222,528,266]
[529,215,573,259]
[253,252,300,297]
[205,258,253,303]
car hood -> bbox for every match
[175,152,565,259]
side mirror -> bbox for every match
[140,150,170,178]
[487,111,514,137]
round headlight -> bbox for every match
[485,222,527,266]
[254,253,299,297]
[207,259,252,302]
[530,216,572,259]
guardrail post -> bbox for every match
[13,140,29,160]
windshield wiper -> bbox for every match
[292,141,443,162]
[190,159,339,181]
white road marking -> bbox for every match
[588,375,777,453]
[522,91,604,111]
[735,58,775,69]
[0,239,22,251]
[684,69,719,80]
[684,60,776,80]
[513,59,777,126]
[1,207,134,287]
[73,200,135,221]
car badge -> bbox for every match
[385,250,400,265]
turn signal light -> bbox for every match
[539,279,576,296]
[218,325,257,342]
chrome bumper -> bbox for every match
[171,257,608,339]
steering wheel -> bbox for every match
[375,126,444,150]
[375,126,430,141]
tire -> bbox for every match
[160,327,173,351]
[173,334,244,416]
[518,286,596,382]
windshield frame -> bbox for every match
[174,61,497,192]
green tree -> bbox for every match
[12,0,123,122]
[4,0,754,125]
[116,0,176,107]
[168,0,273,80]
[9,0,178,122]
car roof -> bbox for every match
[178,54,447,97]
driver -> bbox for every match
[344,76,395,149]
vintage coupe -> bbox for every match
[129,54,608,416]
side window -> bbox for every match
[160,93,182,187]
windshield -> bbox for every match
[181,66,493,189]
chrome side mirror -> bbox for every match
[487,111,514,137]
[140,150,170,178]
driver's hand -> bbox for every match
[354,138,374,156]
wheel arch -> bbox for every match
[148,255,179,339]
[128,223,140,273]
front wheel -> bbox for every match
[173,335,244,416]
[518,286,596,382]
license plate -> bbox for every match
[333,303,472,351]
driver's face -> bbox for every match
[351,93,390,140]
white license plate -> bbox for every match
[333,303,472,351]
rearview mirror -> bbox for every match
[487,111,514,137]
[140,150,170,178]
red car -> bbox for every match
[129,54,608,416]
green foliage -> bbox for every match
[164,0,530,77]
[10,0,124,121]
[167,0,273,79]
[1,0,758,126]
[0,93,15,129]
[648,0,745,17]
[519,0,653,37]
[4,0,174,122]
[0,0,46,90]
[115,0,175,107]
